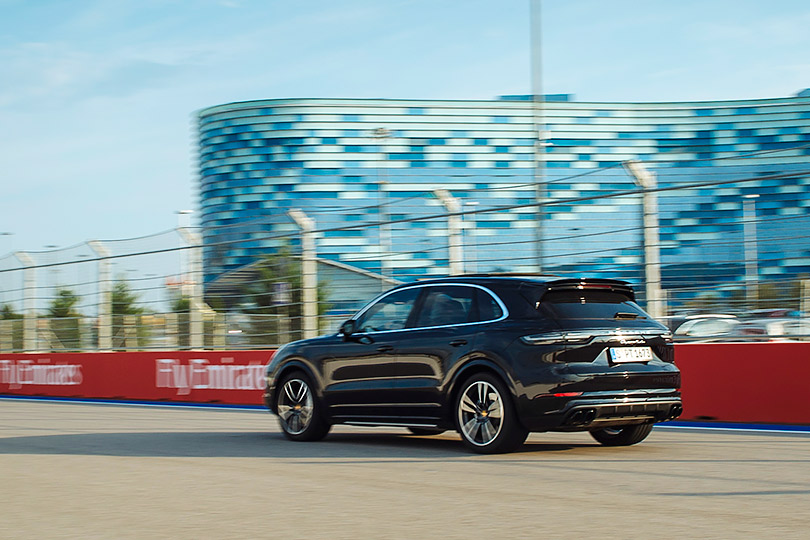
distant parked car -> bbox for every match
[736,318,810,341]
[263,275,682,454]
[673,315,740,341]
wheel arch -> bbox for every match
[269,359,321,414]
[447,358,518,423]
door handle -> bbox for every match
[449,339,468,347]
[377,345,394,352]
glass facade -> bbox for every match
[197,94,810,291]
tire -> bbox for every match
[455,373,528,454]
[276,371,330,442]
[407,427,446,436]
[590,423,654,446]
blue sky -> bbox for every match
[1,0,809,255]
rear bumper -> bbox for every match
[519,393,683,432]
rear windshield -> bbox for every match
[540,290,648,320]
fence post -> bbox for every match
[0,320,11,351]
[623,160,665,320]
[13,252,37,351]
[742,194,760,308]
[165,312,178,349]
[288,209,318,339]
[434,189,463,275]
[213,312,226,350]
[178,228,204,349]
[88,241,112,351]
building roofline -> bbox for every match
[197,93,810,117]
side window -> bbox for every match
[414,286,474,328]
[475,288,504,322]
[356,287,420,333]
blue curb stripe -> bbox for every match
[657,420,810,433]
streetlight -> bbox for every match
[531,0,546,274]
[742,194,760,308]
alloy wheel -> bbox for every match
[277,378,314,435]
[458,380,504,446]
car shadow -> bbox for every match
[0,430,596,460]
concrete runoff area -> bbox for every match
[1,399,808,539]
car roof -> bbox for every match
[396,274,633,290]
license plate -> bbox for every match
[609,347,653,363]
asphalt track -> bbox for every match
[1,399,809,540]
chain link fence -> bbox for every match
[2,157,810,351]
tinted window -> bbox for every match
[357,287,420,332]
[475,288,503,321]
[414,286,473,327]
[541,290,648,320]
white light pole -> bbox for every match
[743,194,760,308]
[624,160,664,320]
[531,0,546,273]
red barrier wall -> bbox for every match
[0,351,274,406]
[2,344,809,425]
[676,342,810,425]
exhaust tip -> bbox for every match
[566,408,597,426]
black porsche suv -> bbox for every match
[264,276,682,453]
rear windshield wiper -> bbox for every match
[614,312,645,320]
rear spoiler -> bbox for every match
[540,279,636,301]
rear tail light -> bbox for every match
[521,331,594,345]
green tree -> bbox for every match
[46,288,82,350]
[0,303,24,350]
[757,280,801,311]
[242,249,331,346]
[112,281,145,316]
[682,288,744,314]
[111,280,147,349]
[167,289,191,349]
[1,304,23,320]
[48,288,81,318]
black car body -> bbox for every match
[264,276,682,453]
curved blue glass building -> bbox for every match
[197,93,810,298]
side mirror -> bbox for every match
[340,320,357,336]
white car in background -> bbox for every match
[674,315,740,341]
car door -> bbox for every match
[321,286,421,423]
[391,284,485,423]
